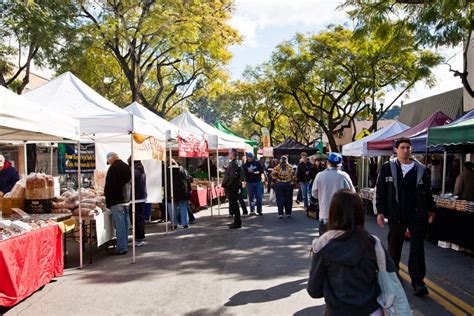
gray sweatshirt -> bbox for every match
[311,168,355,220]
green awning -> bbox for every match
[428,117,474,147]
[214,121,258,147]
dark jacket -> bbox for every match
[296,161,313,183]
[242,160,264,183]
[0,160,20,194]
[376,158,435,223]
[308,164,324,185]
[104,159,132,208]
[163,166,188,202]
[132,161,147,201]
[222,159,243,191]
[308,229,396,316]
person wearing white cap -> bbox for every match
[104,152,132,255]
[0,154,20,198]
[311,152,355,235]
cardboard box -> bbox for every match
[0,197,26,217]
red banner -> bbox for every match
[178,135,209,158]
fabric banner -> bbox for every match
[133,134,166,161]
[178,135,209,158]
[58,143,95,174]
[0,225,63,307]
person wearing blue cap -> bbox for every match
[242,152,265,216]
[311,152,355,235]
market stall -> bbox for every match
[427,114,474,251]
[0,87,81,307]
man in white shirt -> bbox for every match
[312,152,355,235]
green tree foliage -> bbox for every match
[0,0,79,93]
[74,0,240,116]
[341,0,474,96]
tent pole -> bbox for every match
[23,142,28,177]
[78,142,83,269]
[216,146,221,215]
[361,156,365,189]
[208,155,213,216]
[50,142,54,175]
[442,150,447,195]
[131,133,136,264]
[169,146,175,228]
[164,134,169,233]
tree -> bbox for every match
[0,0,79,93]
[341,0,474,97]
[78,0,240,117]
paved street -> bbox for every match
[4,198,474,316]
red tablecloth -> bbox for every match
[0,225,63,307]
[208,186,225,200]
[191,188,208,208]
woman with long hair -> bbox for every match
[307,189,397,316]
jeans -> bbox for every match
[167,200,189,226]
[300,181,311,209]
[274,182,294,215]
[129,202,146,241]
[110,204,129,253]
[247,181,263,214]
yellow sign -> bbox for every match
[355,129,371,141]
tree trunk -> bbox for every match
[325,132,339,152]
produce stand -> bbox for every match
[0,225,63,307]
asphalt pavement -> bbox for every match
[4,197,474,316]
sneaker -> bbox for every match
[257,213,263,216]
[136,241,145,247]
[413,285,429,297]
[286,214,292,218]
[228,223,242,229]
[242,213,249,217]
[183,225,189,229]
[249,212,257,216]
[278,215,283,219]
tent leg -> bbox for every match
[442,151,447,195]
[50,143,54,175]
[208,156,213,216]
[78,142,83,269]
[23,142,28,177]
[131,134,136,264]
[164,138,168,234]
[216,147,221,215]
[169,147,175,228]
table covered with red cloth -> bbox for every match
[0,225,63,307]
[191,187,208,208]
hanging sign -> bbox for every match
[133,134,166,161]
[355,129,371,141]
[178,135,209,158]
[58,143,95,174]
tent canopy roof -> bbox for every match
[368,111,451,151]
[274,137,318,155]
[171,111,247,149]
[342,121,410,157]
[0,86,80,141]
[214,121,257,147]
[428,110,474,147]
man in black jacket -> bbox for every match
[296,152,313,211]
[104,152,131,255]
[222,148,243,229]
[376,137,435,296]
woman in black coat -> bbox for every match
[163,160,189,229]
[307,189,396,316]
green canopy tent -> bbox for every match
[428,117,474,148]
[214,121,258,151]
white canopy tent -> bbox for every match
[25,72,165,265]
[342,121,410,157]
[171,111,248,150]
[0,86,80,142]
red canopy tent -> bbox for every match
[367,111,451,151]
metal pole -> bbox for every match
[361,156,365,189]
[169,146,175,228]
[131,133,136,264]
[216,146,221,215]
[50,143,54,175]
[78,142,83,269]
[164,133,169,233]
[442,150,447,195]
[207,155,213,216]
[23,142,28,177]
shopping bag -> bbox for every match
[373,236,412,316]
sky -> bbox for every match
[227,0,463,105]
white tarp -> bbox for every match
[0,86,80,142]
[171,111,247,149]
[124,102,182,139]
[342,121,410,157]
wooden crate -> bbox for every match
[0,197,26,217]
